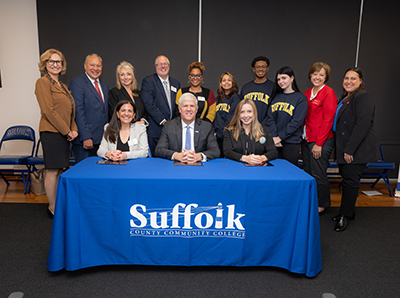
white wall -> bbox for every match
[0,0,40,154]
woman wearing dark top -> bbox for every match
[332,67,379,232]
[224,98,277,165]
[175,62,216,122]
[266,66,308,165]
[35,49,78,217]
[213,72,241,157]
[108,61,147,124]
[97,100,148,160]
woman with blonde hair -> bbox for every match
[108,61,147,124]
[35,48,78,217]
[224,98,277,165]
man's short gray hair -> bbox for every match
[85,53,102,63]
[179,92,198,107]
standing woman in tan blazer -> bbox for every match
[35,49,78,217]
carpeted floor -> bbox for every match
[1,203,400,298]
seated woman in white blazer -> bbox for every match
[97,100,148,160]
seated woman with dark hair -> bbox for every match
[224,98,277,165]
[97,100,148,160]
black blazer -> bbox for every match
[155,117,220,161]
[223,125,278,162]
[108,87,147,122]
[335,90,379,164]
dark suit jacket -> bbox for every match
[69,73,110,145]
[155,117,220,160]
[335,90,379,164]
[223,125,278,162]
[108,87,147,122]
[141,73,180,138]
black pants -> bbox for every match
[301,138,334,207]
[277,142,300,166]
[338,163,366,217]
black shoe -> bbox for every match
[334,215,348,232]
[332,214,355,221]
[47,208,54,219]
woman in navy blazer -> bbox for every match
[333,67,380,232]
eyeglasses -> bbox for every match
[255,65,267,69]
[156,63,169,67]
[189,74,203,79]
[47,59,62,66]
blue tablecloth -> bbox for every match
[48,157,321,277]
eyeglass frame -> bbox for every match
[47,59,63,66]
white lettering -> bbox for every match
[130,204,147,227]
[226,205,245,230]
[194,212,213,228]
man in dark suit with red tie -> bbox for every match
[141,55,181,156]
[69,54,109,163]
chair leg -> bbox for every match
[382,174,393,197]
[0,172,10,186]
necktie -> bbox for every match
[185,125,191,150]
[163,80,172,118]
[94,80,104,102]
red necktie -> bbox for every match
[94,80,104,102]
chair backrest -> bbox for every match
[378,144,384,161]
[0,125,36,155]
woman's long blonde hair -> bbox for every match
[226,98,264,142]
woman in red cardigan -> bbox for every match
[301,62,337,214]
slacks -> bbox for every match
[277,142,300,166]
[301,138,334,207]
[73,144,100,164]
[338,163,366,217]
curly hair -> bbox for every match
[188,61,205,74]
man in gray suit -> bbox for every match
[155,93,220,163]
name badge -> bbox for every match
[197,96,206,101]
[171,86,177,93]
[128,138,138,146]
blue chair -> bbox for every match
[0,126,35,194]
[361,144,395,196]
[26,139,45,193]
[27,139,45,170]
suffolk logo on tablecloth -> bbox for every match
[129,202,245,239]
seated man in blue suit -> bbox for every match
[141,55,181,156]
[69,54,109,163]
[155,93,220,163]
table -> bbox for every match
[48,157,321,277]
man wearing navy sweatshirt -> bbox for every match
[240,56,274,126]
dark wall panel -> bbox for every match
[37,0,400,173]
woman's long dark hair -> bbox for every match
[270,66,300,101]
[216,72,239,103]
[340,67,364,101]
[104,100,137,143]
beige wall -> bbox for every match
[0,0,40,154]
